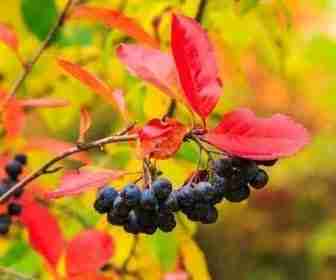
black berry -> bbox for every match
[8,203,22,216]
[158,212,176,232]
[5,160,23,180]
[194,182,216,203]
[14,154,28,165]
[121,184,141,207]
[162,191,180,212]
[124,211,140,234]
[94,187,118,214]
[152,178,172,201]
[212,158,233,177]
[0,214,11,234]
[107,210,127,225]
[112,195,131,217]
[250,169,269,189]
[140,189,158,210]
[176,186,195,209]
[200,206,218,224]
[225,185,250,203]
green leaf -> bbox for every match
[147,231,180,272]
[57,26,94,47]
[21,0,58,41]
[238,0,260,15]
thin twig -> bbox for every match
[0,266,35,280]
[0,125,138,203]
[7,0,76,100]
[195,0,208,23]
[162,99,177,120]
[121,234,139,271]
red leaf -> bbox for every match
[138,118,187,159]
[66,230,114,277]
[20,98,70,108]
[171,14,222,119]
[25,137,91,164]
[202,108,310,160]
[19,200,65,268]
[58,58,126,116]
[45,168,125,199]
[116,43,180,100]
[0,23,19,52]
[3,98,25,139]
[164,271,189,280]
[70,5,159,48]
[78,107,92,142]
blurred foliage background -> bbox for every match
[0,0,336,279]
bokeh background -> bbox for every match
[0,0,335,279]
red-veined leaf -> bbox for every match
[45,168,125,199]
[25,137,91,164]
[78,107,92,142]
[58,58,126,116]
[138,118,187,159]
[19,200,65,268]
[66,230,114,277]
[2,98,25,139]
[20,98,70,108]
[70,5,159,48]
[171,14,222,119]
[202,108,310,160]
[0,23,19,53]
[116,43,180,100]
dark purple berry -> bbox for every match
[152,178,172,201]
[212,158,233,177]
[194,182,216,203]
[158,212,176,232]
[225,185,250,203]
[5,160,23,180]
[142,223,157,235]
[124,211,140,234]
[107,210,127,225]
[14,154,27,165]
[121,184,141,207]
[112,195,131,217]
[137,209,158,227]
[8,203,22,216]
[140,189,158,210]
[162,191,180,212]
[94,187,118,214]
[250,169,269,189]
[176,186,195,209]
[200,206,218,224]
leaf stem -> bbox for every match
[0,124,138,203]
[7,0,76,101]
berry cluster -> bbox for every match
[0,154,27,234]
[94,157,273,235]
[94,178,177,234]
[211,157,271,203]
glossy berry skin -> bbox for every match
[225,185,250,203]
[152,178,172,201]
[162,191,180,212]
[200,206,218,224]
[212,175,228,204]
[121,184,141,207]
[158,212,176,232]
[124,211,140,234]
[194,182,216,203]
[137,209,159,227]
[142,224,157,235]
[0,214,11,234]
[212,158,233,177]
[176,186,195,209]
[107,210,127,225]
[5,160,23,180]
[94,187,118,214]
[112,195,131,217]
[8,203,22,216]
[250,169,269,189]
[140,189,158,210]
[14,154,28,165]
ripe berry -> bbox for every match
[8,203,22,216]
[194,182,216,203]
[212,158,233,177]
[162,191,180,212]
[176,186,195,209]
[94,187,118,214]
[244,161,259,182]
[140,189,158,210]
[5,160,23,180]
[0,214,11,234]
[0,183,8,197]
[200,206,218,224]
[14,154,27,165]
[158,212,176,232]
[225,185,250,203]
[107,210,127,225]
[121,184,141,207]
[250,169,269,189]
[152,178,172,201]
[112,195,131,217]
[137,209,159,227]
[142,223,157,235]
[124,211,140,234]
[212,175,228,204]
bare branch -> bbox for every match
[0,125,138,203]
[7,0,76,100]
